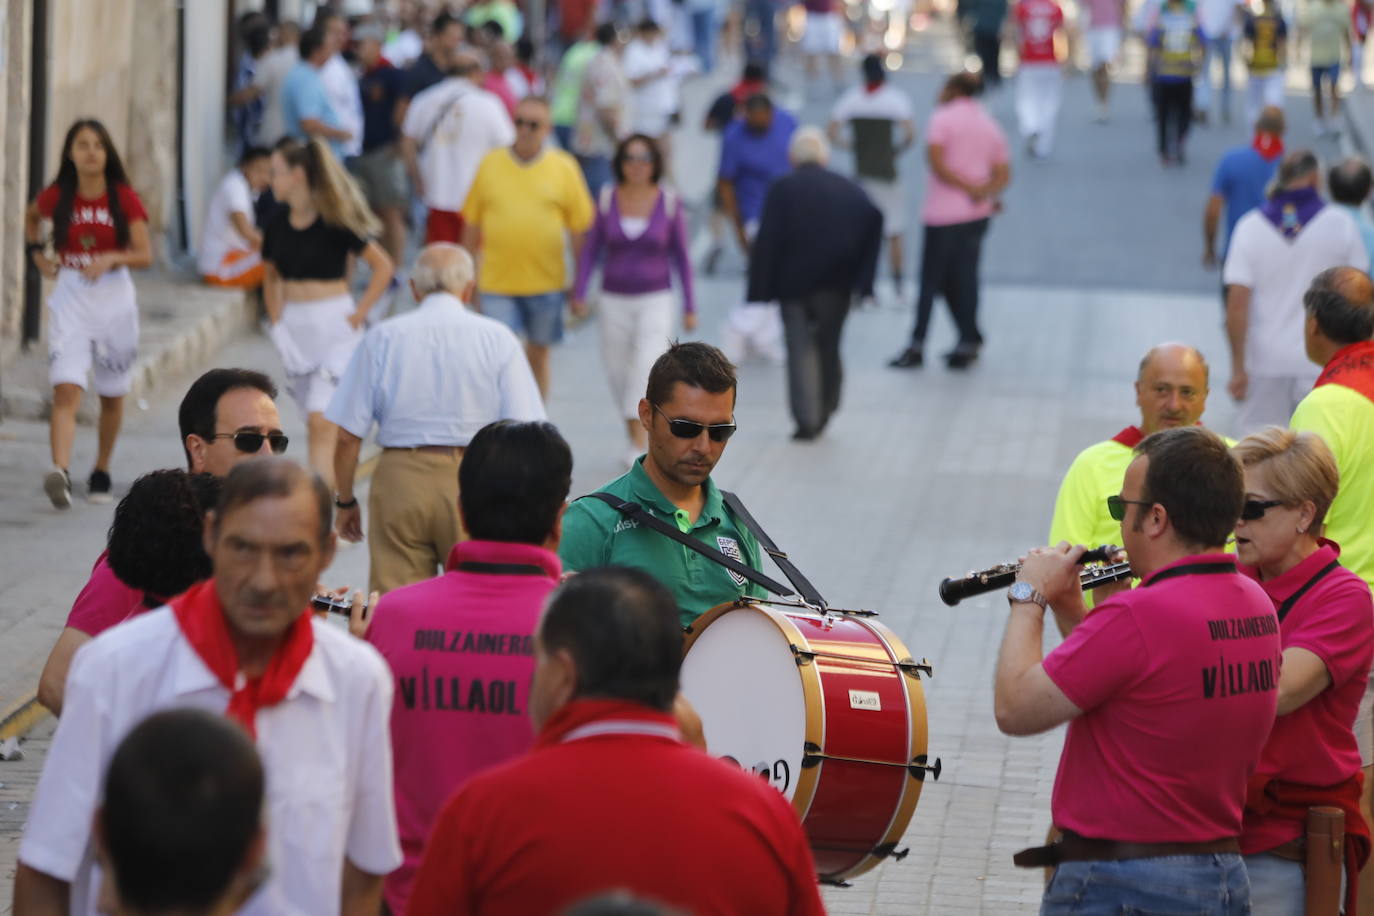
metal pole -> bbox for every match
[22,0,48,349]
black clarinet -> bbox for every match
[938,546,1132,607]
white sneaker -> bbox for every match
[44,467,72,510]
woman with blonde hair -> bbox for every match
[262,137,393,485]
[1232,426,1374,915]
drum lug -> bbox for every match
[908,755,942,782]
[791,645,815,667]
[801,741,823,768]
[896,657,934,679]
[871,842,910,862]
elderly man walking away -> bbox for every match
[328,244,546,595]
[749,128,882,440]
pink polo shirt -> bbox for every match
[1044,554,1281,842]
[365,539,559,916]
[921,98,1009,227]
[64,551,144,637]
[1238,541,1374,854]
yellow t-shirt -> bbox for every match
[462,147,594,296]
[1292,384,1374,592]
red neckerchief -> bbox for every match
[1246,771,1370,914]
[534,698,681,750]
[170,579,314,739]
[1314,340,1374,404]
[365,57,395,75]
[1111,425,1144,447]
[864,80,883,93]
[730,79,767,104]
[1253,131,1283,161]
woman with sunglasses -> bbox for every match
[1231,426,1374,915]
[262,137,394,486]
[572,134,696,467]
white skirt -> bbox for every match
[272,294,363,414]
[47,267,139,397]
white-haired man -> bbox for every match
[326,244,546,594]
[747,127,883,440]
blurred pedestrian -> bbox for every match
[573,135,696,465]
[1195,0,1240,124]
[625,20,678,167]
[510,36,547,97]
[398,10,467,123]
[25,119,153,509]
[314,8,364,161]
[1203,106,1284,282]
[484,40,522,114]
[199,146,271,289]
[688,0,720,70]
[1013,0,1065,158]
[401,50,514,247]
[702,62,769,275]
[282,27,353,157]
[1084,0,1125,120]
[327,244,545,594]
[890,72,1010,370]
[463,97,595,397]
[1304,0,1350,136]
[1328,157,1374,264]
[254,19,301,147]
[574,23,630,196]
[962,0,1009,88]
[349,24,409,267]
[801,0,846,93]
[467,0,525,44]
[1243,0,1287,128]
[228,12,272,152]
[262,138,394,485]
[1147,0,1203,166]
[553,23,602,150]
[749,128,881,440]
[743,0,780,66]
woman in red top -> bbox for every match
[1233,426,1374,914]
[24,119,153,509]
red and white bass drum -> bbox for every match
[681,597,938,883]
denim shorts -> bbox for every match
[481,291,565,345]
[1312,63,1340,87]
[1041,854,1250,915]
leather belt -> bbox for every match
[383,445,464,455]
[1014,829,1241,868]
[1264,837,1306,863]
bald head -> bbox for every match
[1304,267,1374,354]
[1135,343,1211,435]
[1329,156,1373,206]
[410,243,476,300]
[1256,106,1285,135]
[445,49,483,78]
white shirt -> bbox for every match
[1197,0,1241,38]
[1223,204,1369,378]
[623,37,676,136]
[322,53,365,157]
[325,291,546,446]
[198,169,257,275]
[19,608,401,916]
[831,83,914,125]
[401,78,515,212]
[255,45,300,145]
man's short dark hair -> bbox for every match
[460,421,573,543]
[298,26,326,59]
[238,145,271,168]
[742,61,767,83]
[1276,149,1320,190]
[108,470,221,607]
[1133,427,1244,549]
[944,70,983,98]
[595,22,618,45]
[100,709,263,913]
[432,10,460,35]
[1329,157,1374,206]
[480,19,505,41]
[743,93,773,113]
[645,341,737,406]
[540,567,682,711]
[178,369,277,469]
[1304,266,1374,344]
[861,53,884,85]
[216,458,332,546]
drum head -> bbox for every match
[680,605,808,800]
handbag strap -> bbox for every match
[581,492,796,599]
[721,491,827,608]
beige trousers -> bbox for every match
[368,447,464,594]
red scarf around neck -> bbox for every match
[170,579,314,739]
[1111,425,1144,447]
[1314,340,1374,403]
[1253,131,1283,161]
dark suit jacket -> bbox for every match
[746,163,885,304]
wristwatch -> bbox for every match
[1007,580,1048,610]
[334,495,358,509]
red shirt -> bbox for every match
[1044,554,1281,842]
[1239,541,1374,854]
[34,183,148,269]
[408,699,827,916]
[1015,0,1065,63]
[65,551,144,637]
[366,540,559,916]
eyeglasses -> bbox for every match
[514,118,545,130]
[622,152,654,163]
[652,405,737,442]
[212,431,290,454]
[1106,495,1154,521]
[1240,499,1284,521]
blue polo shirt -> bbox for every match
[1212,145,1279,255]
[718,108,798,225]
[282,61,344,159]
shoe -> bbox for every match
[888,347,924,369]
[44,467,72,510]
[792,426,821,441]
[88,469,112,504]
[702,246,722,276]
[944,345,980,369]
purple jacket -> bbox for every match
[573,188,696,313]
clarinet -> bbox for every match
[938,546,1132,607]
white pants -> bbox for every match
[47,267,139,397]
[1016,63,1063,155]
[721,303,784,363]
[599,289,677,419]
[1246,72,1285,129]
[273,294,363,414]
[1232,373,1316,437]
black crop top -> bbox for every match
[261,210,368,280]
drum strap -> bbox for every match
[721,491,827,609]
[581,492,800,600]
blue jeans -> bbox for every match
[691,7,718,72]
[482,291,565,345]
[1243,853,1304,916]
[1196,35,1233,117]
[576,154,612,198]
[743,0,778,65]
[1041,855,1250,915]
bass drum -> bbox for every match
[680,598,934,883]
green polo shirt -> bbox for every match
[560,458,766,627]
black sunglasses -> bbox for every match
[652,405,736,442]
[1106,495,1153,521]
[1240,499,1284,521]
[212,431,290,454]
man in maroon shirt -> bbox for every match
[408,566,826,916]
[36,368,285,715]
